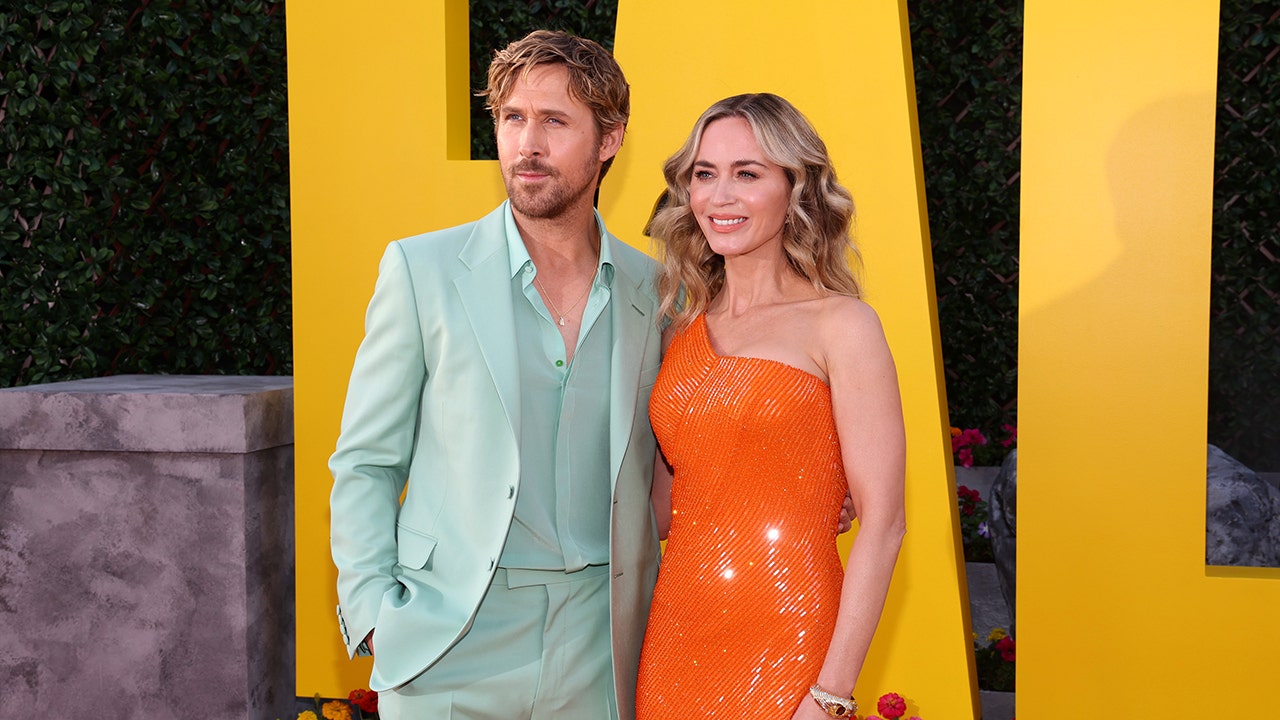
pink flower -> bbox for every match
[996,635,1016,662]
[877,692,907,719]
[1000,423,1018,448]
[951,428,987,466]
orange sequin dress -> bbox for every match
[636,314,848,720]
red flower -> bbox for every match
[996,636,1016,662]
[877,692,907,719]
[348,688,378,714]
[957,485,981,516]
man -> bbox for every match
[329,30,662,720]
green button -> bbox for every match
[555,360,564,367]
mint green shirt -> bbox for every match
[498,207,614,571]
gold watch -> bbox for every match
[809,683,858,717]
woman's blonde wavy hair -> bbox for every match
[649,93,860,329]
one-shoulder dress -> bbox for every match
[635,313,848,720]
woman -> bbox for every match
[636,94,906,720]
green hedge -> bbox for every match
[1209,2,1279,471]
[909,0,1023,447]
[2,1,1274,469]
[0,1,289,385]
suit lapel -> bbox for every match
[608,245,654,492]
[454,205,521,442]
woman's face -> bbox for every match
[688,116,792,261]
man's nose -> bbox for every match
[519,123,547,157]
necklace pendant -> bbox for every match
[558,317,567,326]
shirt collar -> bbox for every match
[503,201,615,286]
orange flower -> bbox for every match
[321,700,353,720]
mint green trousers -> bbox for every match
[378,564,618,720]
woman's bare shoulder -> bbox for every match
[816,295,885,339]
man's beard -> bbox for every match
[504,158,599,220]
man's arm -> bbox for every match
[329,242,428,659]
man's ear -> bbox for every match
[598,123,625,162]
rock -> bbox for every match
[965,561,1012,642]
[1206,444,1280,567]
[988,450,1017,635]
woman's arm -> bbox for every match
[795,297,907,718]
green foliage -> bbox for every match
[908,0,1023,441]
[957,484,995,562]
[0,1,289,386]
[1209,1,1280,470]
[974,630,1016,691]
[469,0,618,160]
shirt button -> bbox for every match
[555,359,564,367]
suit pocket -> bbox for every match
[397,523,438,571]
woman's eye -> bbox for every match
[737,171,758,180]
[693,170,713,180]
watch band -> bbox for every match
[809,683,858,717]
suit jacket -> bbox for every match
[329,202,662,716]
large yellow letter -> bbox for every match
[290,2,971,712]
[1020,1,1280,716]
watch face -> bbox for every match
[824,703,847,717]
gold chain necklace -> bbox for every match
[534,256,598,327]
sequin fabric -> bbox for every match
[636,314,847,719]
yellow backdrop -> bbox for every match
[1019,0,1280,716]
[289,1,970,715]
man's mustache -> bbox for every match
[510,161,557,176]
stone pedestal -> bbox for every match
[979,690,1016,720]
[0,375,295,720]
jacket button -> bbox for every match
[489,558,496,570]
[508,485,515,499]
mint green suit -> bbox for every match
[329,202,662,718]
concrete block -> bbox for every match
[0,375,295,720]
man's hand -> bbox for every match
[837,493,856,534]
